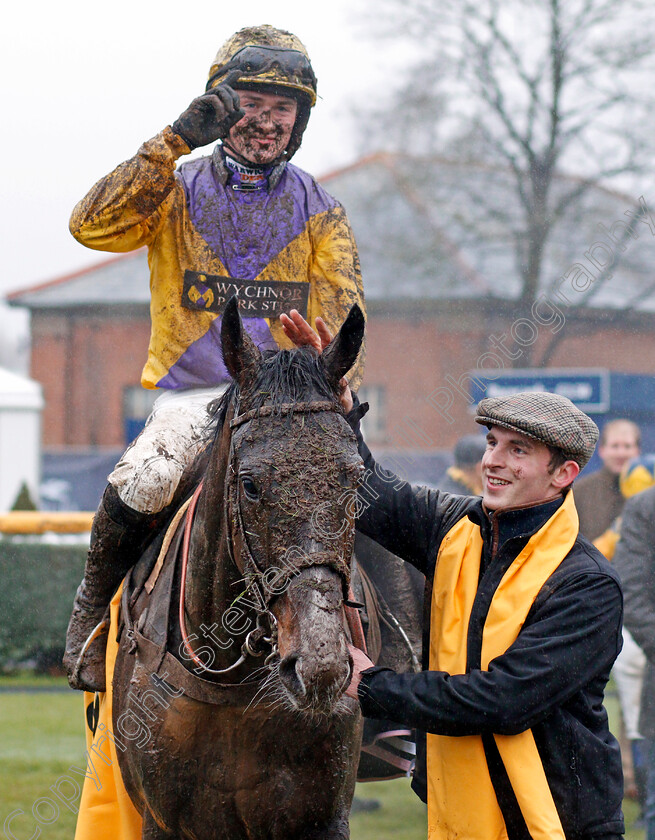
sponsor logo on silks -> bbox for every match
[182,270,310,318]
[224,155,270,191]
[231,170,269,191]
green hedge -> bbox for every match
[0,540,87,670]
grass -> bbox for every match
[606,686,645,840]
[0,677,643,839]
[0,672,69,689]
[351,779,427,839]
[0,684,85,840]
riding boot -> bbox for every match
[64,484,158,692]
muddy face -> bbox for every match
[228,410,362,715]
[273,566,352,715]
[230,413,362,585]
[226,90,297,165]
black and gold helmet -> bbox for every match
[207,26,317,161]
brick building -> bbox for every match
[9,254,151,449]
[8,154,655,504]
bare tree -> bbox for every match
[356,0,655,363]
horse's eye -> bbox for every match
[241,477,260,501]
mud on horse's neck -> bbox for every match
[182,401,253,672]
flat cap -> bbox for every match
[475,391,599,468]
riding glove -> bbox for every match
[171,70,245,151]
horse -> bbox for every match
[111,297,367,840]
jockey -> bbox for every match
[65,25,366,692]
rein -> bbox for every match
[178,481,278,676]
[178,398,352,677]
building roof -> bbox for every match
[7,252,151,310]
[8,153,655,313]
[322,153,655,313]
[0,367,43,410]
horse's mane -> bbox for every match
[206,347,336,443]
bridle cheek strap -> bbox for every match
[178,399,355,674]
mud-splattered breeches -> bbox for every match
[109,387,226,514]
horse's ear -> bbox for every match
[321,304,365,390]
[220,296,262,390]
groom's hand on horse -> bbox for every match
[345,643,375,700]
[338,379,353,413]
[279,309,327,351]
[280,310,353,412]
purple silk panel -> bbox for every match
[157,158,338,389]
[156,317,278,390]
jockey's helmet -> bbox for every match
[207,26,317,161]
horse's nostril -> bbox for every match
[279,655,306,697]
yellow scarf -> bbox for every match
[75,586,142,840]
[427,491,579,839]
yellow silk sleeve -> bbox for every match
[69,127,190,253]
[307,205,366,389]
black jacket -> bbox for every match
[353,428,624,840]
[612,485,655,738]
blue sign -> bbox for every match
[470,368,610,412]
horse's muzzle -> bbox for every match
[274,567,352,714]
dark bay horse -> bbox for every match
[111,298,366,840]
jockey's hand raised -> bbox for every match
[171,70,245,151]
[280,310,353,413]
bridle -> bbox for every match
[178,481,272,676]
[226,401,352,589]
[178,399,353,676]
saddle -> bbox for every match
[116,496,258,706]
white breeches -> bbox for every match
[108,387,226,514]
[613,627,647,740]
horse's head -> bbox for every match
[220,297,365,714]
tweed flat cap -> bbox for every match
[475,391,599,468]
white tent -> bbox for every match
[0,367,43,512]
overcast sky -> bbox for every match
[0,0,401,353]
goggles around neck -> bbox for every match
[206,45,317,104]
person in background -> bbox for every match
[437,434,486,495]
[575,418,640,541]
[599,454,655,829]
[612,461,655,840]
